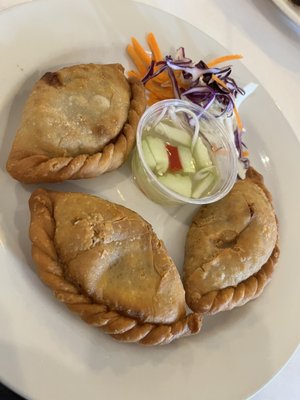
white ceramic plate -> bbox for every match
[0,1,299,399]
[271,0,300,26]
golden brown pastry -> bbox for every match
[7,63,146,183]
[183,168,279,314]
[29,189,202,345]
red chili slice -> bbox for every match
[166,144,182,171]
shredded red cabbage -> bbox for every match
[141,48,248,167]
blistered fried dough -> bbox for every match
[183,167,279,314]
[7,63,146,183]
[29,189,202,345]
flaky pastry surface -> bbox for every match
[29,189,202,345]
[7,64,146,183]
[184,168,279,314]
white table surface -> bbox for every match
[0,0,299,399]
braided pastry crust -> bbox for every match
[186,243,279,314]
[29,189,202,345]
[184,167,280,314]
[7,64,146,183]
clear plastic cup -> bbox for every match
[132,99,238,205]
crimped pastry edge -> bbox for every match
[7,77,146,184]
[29,188,202,345]
[184,167,280,315]
[185,242,280,314]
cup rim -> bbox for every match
[136,99,238,205]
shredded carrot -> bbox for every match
[148,93,161,105]
[211,74,229,91]
[127,33,244,119]
[233,105,243,131]
[146,32,163,61]
[126,45,148,76]
[242,150,249,158]
[160,80,173,88]
[207,54,243,68]
[153,67,170,84]
[212,74,243,131]
[131,37,152,66]
[127,70,141,79]
[147,32,168,83]
[145,80,174,98]
[128,36,167,85]
[127,34,181,98]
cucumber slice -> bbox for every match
[192,170,216,198]
[142,139,156,171]
[177,145,196,173]
[154,122,192,147]
[158,173,192,197]
[145,136,169,175]
[193,137,212,169]
[193,165,217,180]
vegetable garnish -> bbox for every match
[126,33,250,168]
[206,54,243,68]
[166,144,182,172]
[146,32,163,61]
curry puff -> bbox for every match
[29,189,201,345]
[183,168,280,314]
[7,63,146,183]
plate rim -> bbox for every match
[0,1,299,400]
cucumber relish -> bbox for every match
[132,100,238,206]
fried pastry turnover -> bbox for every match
[29,189,202,345]
[7,63,146,183]
[183,167,280,314]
